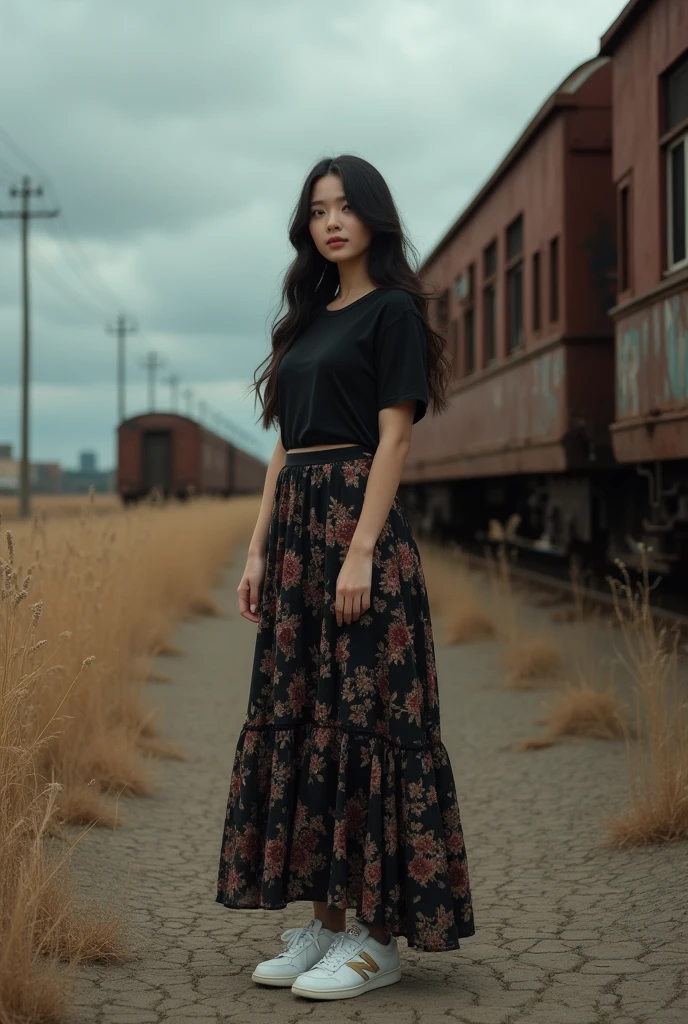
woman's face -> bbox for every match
[308,173,372,264]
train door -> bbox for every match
[142,430,173,494]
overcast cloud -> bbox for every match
[0,0,623,470]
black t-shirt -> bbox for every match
[277,287,429,451]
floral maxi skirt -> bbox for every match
[215,444,475,951]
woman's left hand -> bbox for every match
[335,547,373,626]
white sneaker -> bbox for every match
[291,918,401,1000]
[251,918,337,987]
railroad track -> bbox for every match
[457,543,688,632]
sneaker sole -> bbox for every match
[251,971,299,987]
[291,966,402,1000]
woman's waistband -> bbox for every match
[284,444,375,467]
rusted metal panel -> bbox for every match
[200,429,230,491]
[232,448,268,493]
[612,285,688,461]
[404,345,568,481]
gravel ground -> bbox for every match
[63,544,688,1024]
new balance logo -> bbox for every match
[345,952,380,980]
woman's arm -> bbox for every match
[335,399,416,626]
[237,435,286,622]
[248,435,287,557]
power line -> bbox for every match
[43,214,126,313]
[0,122,128,316]
[31,245,109,320]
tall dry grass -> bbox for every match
[419,542,496,645]
[486,545,565,688]
[0,493,259,1023]
[518,563,629,750]
[604,555,688,846]
[1,493,120,523]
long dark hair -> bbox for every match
[251,154,451,430]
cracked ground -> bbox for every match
[62,544,688,1024]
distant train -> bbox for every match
[402,6,688,580]
[117,413,267,503]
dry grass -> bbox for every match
[516,559,630,749]
[486,545,565,688]
[501,634,566,689]
[1,492,121,522]
[0,492,259,1022]
[419,542,496,645]
[603,555,688,847]
[516,682,629,752]
[545,682,627,739]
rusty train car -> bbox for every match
[402,0,688,577]
[117,413,267,503]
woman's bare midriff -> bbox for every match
[285,442,361,454]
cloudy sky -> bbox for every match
[0,0,624,470]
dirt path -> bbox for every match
[66,545,688,1024]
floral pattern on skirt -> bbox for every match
[215,445,475,952]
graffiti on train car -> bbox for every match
[451,346,566,455]
[617,289,688,419]
[485,349,564,443]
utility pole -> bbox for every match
[0,176,59,519]
[198,399,208,424]
[140,351,165,411]
[182,386,193,416]
[164,373,180,412]
[105,314,137,423]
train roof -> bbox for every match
[420,55,611,271]
[118,411,204,431]
[600,0,651,56]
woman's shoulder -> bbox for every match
[374,287,421,324]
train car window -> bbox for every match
[619,184,630,292]
[667,136,688,270]
[666,53,688,132]
[483,284,497,364]
[532,251,541,331]
[464,307,475,375]
[436,288,450,331]
[484,240,497,279]
[507,263,524,353]
[506,216,524,353]
[506,215,523,262]
[448,318,460,377]
[483,240,498,366]
[549,236,560,322]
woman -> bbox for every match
[216,154,475,1001]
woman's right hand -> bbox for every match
[237,552,266,623]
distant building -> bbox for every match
[79,451,97,473]
[0,443,113,496]
[32,463,62,495]
[0,456,18,495]
[61,467,114,494]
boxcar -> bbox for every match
[117,413,267,502]
[403,57,618,564]
[402,3,688,578]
